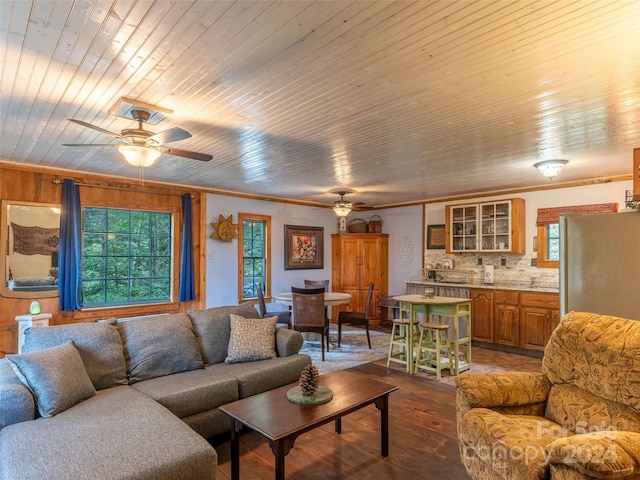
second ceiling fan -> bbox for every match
[333,190,373,216]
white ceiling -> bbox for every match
[1,0,638,208]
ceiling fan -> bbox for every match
[63,108,213,166]
[332,190,373,217]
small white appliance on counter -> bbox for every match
[483,265,495,284]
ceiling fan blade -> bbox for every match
[352,202,374,211]
[62,143,119,147]
[156,146,212,162]
[148,127,192,145]
[68,119,122,138]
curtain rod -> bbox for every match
[52,179,193,198]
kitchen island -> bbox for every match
[404,280,559,357]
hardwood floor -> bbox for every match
[210,347,542,479]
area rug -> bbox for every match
[299,326,391,375]
[372,345,544,386]
[300,326,544,383]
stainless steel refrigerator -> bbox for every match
[559,212,640,320]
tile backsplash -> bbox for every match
[424,252,559,290]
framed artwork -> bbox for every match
[427,224,446,249]
[284,225,324,270]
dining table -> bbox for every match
[272,291,352,307]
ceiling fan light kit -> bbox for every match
[333,201,352,217]
[333,191,353,217]
[534,159,568,180]
[118,145,161,167]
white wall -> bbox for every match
[205,194,337,307]
[364,205,424,296]
[205,180,632,305]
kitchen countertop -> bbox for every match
[405,279,559,294]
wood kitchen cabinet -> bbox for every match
[470,288,559,354]
[494,291,520,348]
[445,198,526,254]
[520,292,560,352]
[470,289,494,343]
[331,234,388,326]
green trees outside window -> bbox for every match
[242,218,265,298]
[82,208,172,307]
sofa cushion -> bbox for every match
[23,321,127,390]
[209,354,312,398]
[0,359,36,427]
[225,314,277,363]
[132,366,239,418]
[6,341,96,418]
[0,385,217,480]
[545,383,640,434]
[543,311,640,411]
[458,407,568,480]
[117,313,204,384]
[187,303,261,365]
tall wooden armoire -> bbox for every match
[331,233,388,327]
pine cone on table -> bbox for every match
[299,364,319,396]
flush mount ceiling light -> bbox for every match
[118,145,161,167]
[534,159,568,180]
[333,191,353,217]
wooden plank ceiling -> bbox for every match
[1,0,638,208]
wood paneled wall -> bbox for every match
[0,163,206,356]
[634,148,639,201]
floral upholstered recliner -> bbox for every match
[455,311,640,480]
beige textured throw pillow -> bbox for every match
[225,314,277,363]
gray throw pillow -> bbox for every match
[225,314,277,364]
[23,322,127,390]
[188,303,261,364]
[117,313,204,384]
[6,340,96,417]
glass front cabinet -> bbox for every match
[445,198,525,254]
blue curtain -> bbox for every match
[179,193,195,301]
[58,179,83,310]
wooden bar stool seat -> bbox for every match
[387,318,420,371]
[414,322,454,380]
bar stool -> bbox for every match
[387,317,420,372]
[414,322,454,380]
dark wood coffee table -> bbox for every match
[219,369,398,480]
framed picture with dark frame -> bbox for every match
[284,225,324,270]
[427,224,446,249]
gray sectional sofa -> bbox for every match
[0,303,311,480]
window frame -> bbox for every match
[237,212,271,302]
[78,199,181,314]
[536,223,559,269]
[81,206,174,308]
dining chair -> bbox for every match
[255,282,291,328]
[291,286,329,361]
[303,279,329,289]
[337,282,374,349]
[303,279,330,320]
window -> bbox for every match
[536,223,560,268]
[82,207,172,307]
[546,223,560,260]
[238,213,271,301]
